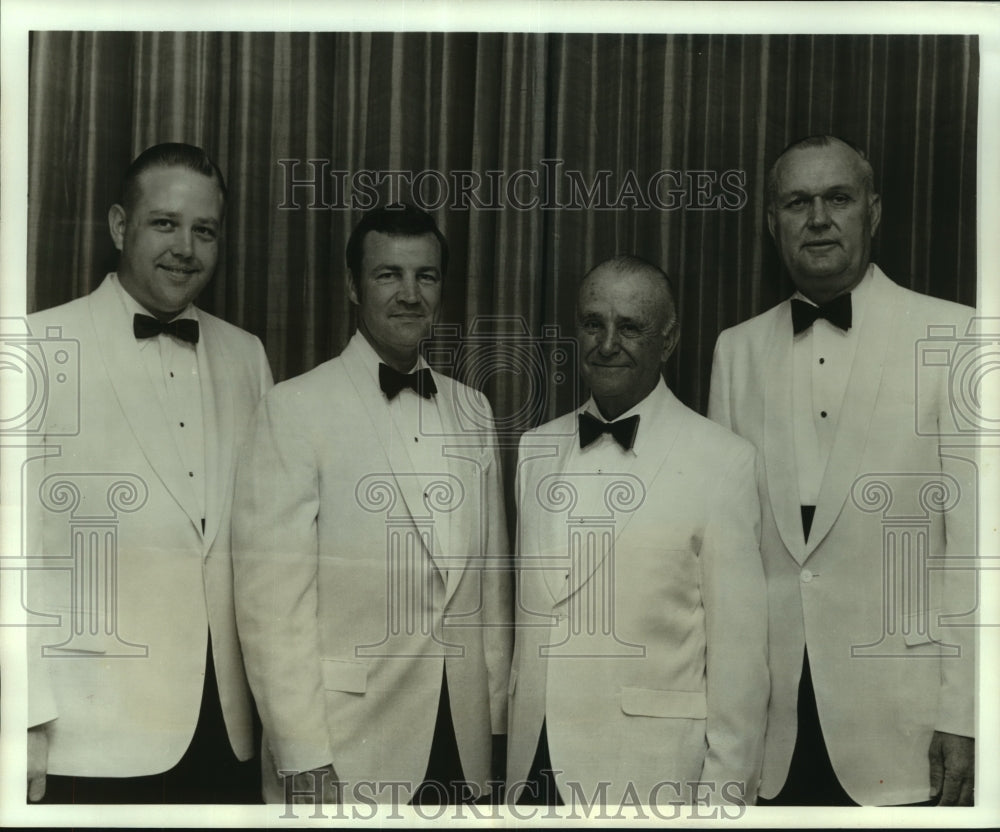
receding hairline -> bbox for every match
[766,135,876,208]
[119,166,227,233]
[120,143,227,214]
[578,255,678,326]
[127,164,226,204]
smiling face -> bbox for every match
[348,231,443,372]
[576,264,679,420]
[768,140,881,304]
[110,165,224,320]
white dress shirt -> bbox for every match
[561,379,666,518]
[352,330,446,471]
[792,264,875,506]
[111,273,206,523]
[352,332,451,576]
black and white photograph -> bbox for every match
[1,0,997,827]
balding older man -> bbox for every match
[507,256,769,809]
[709,136,976,806]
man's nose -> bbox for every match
[398,274,421,304]
[598,326,620,354]
[171,228,194,257]
[806,196,832,228]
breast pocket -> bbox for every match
[901,609,941,647]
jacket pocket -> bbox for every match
[620,687,706,719]
[321,658,368,693]
[901,610,939,647]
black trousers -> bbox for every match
[409,666,475,805]
[517,721,564,806]
[41,637,260,804]
[759,506,936,808]
[757,648,856,806]
[758,505,855,807]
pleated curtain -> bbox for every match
[28,32,978,420]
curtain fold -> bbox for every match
[28,32,978,421]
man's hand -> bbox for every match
[288,763,342,805]
[929,730,974,806]
[27,724,49,802]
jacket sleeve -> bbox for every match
[707,330,733,429]
[26,481,58,726]
[933,309,977,739]
[23,334,59,728]
[477,398,513,735]
[698,439,769,801]
[232,388,334,773]
[253,335,275,395]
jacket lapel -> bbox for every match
[805,269,894,556]
[762,302,809,563]
[538,431,579,604]
[558,384,681,605]
[610,385,683,544]
[341,338,443,574]
[432,373,472,605]
[512,430,566,603]
[86,278,202,534]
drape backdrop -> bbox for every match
[27,32,979,428]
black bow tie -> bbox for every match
[578,411,640,451]
[379,363,437,400]
[790,294,852,335]
[133,313,199,344]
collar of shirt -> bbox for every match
[351,329,431,390]
[110,272,198,351]
[580,376,667,457]
[791,261,875,334]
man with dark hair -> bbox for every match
[233,203,510,806]
[25,142,273,803]
[345,202,449,281]
[709,135,976,806]
[507,255,769,807]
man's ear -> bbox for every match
[108,204,127,252]
[347,272,360,306]
[767,207,776,241]
[868,193,882,237]
[662,321,681,363]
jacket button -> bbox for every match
[800,569,813,583]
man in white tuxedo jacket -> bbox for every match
[25,143,273,803]
[709,135,976,806]
[232,204,511,807]
[506,256,769,808]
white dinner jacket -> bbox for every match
[232,332,511,803]
[708,266,976,805]
[507,380,769,806]
[26,274,273,776]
